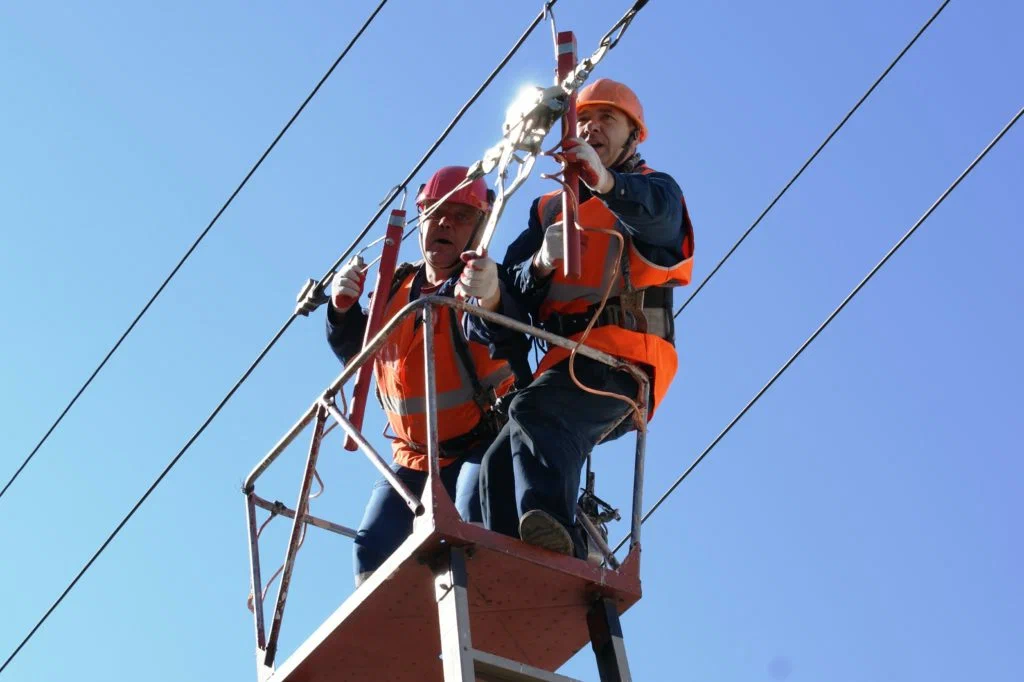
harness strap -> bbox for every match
[541,286,675,343]
[374,262,508,457]
[446,306,498,416]
[403,416,501,456]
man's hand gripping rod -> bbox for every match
[343,209,404,451]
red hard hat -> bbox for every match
[416,166,490,213]
[577,78,647,143]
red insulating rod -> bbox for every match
[557,31,582,280]
[344,210,405,451]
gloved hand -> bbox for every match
[330,258,366,312]
[457,249,501,311]
[557,137,614,194]
[532,221,565,276]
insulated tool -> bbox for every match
[557,31,582,280]
[344,209,405,451]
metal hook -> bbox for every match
[377,184,402,208]
[397,186,409,214]
[544,0,558,60]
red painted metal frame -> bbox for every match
[344,209,404,450]
[557,31,582,280]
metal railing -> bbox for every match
[241,296,650,673]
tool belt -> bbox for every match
[541,286,675,344]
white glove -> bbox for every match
[330,258,366,312]
[457,249,501,310]
[559,137,614,194]
[532,221,565,276]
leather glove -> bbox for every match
[330,258,366,312]
[457,249,501,311]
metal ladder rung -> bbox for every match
[472,649,583,682]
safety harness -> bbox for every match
[381,262,507,457]
[537,156,678,347]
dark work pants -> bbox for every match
[479,356,639,542]
[353,448,483,582]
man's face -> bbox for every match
[577,104,635,168]
[420,201,484,269]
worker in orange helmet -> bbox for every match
[465,78,695,556]
[326,166,521,585]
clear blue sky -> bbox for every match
[1,1,1021,680]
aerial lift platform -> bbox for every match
[242,297,650,682]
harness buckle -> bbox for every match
[616,289,648,333]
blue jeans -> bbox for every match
[479,356,639,545]
[352,449,483,583]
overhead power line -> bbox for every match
[0,2,559,674]
[0,0,392,504]
[615,104,1023,555]
[673,0,952,320]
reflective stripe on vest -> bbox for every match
[378,363,512,416]
[373,269,514,457]
[537,165,693,318]
[546,236,624,305]
[532,165,694,417]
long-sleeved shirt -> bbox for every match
[324,264,459,365]
[464,155,689,351]
[326,263,534,386]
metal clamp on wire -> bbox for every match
[503,85,566,153]
[294,278,330,316]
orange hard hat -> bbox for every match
[577,78,647,143]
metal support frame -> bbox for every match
[629,403,648,552]
[423,304,442,480]
[433,546,587,682]
[576,504,619,569]
[241,296,651,679]
[433,547,476,681]
[245,494,267,655]
[251,494,358,539]
[586,597,632,682]
[320,398,423,515]
[263,404,328,667]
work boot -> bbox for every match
[518,510,574,555]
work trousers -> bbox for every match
[353,448,483,583]
[479,356,639,545]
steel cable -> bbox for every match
[614,104,1023,556]
[0,0,392,503]
[673,0,952,320]
[0,2,559,673]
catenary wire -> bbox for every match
[672,0,952,320]
[0,2,560,674]
[612,104,1023,556]
[0,0,392,503]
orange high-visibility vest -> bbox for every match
[375,268,514,471]
[535,166,694,416]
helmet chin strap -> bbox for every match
[609,127,640,169]
[464,212,488,254]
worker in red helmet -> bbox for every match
[466,78,696,556]
[326,166,520,585]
